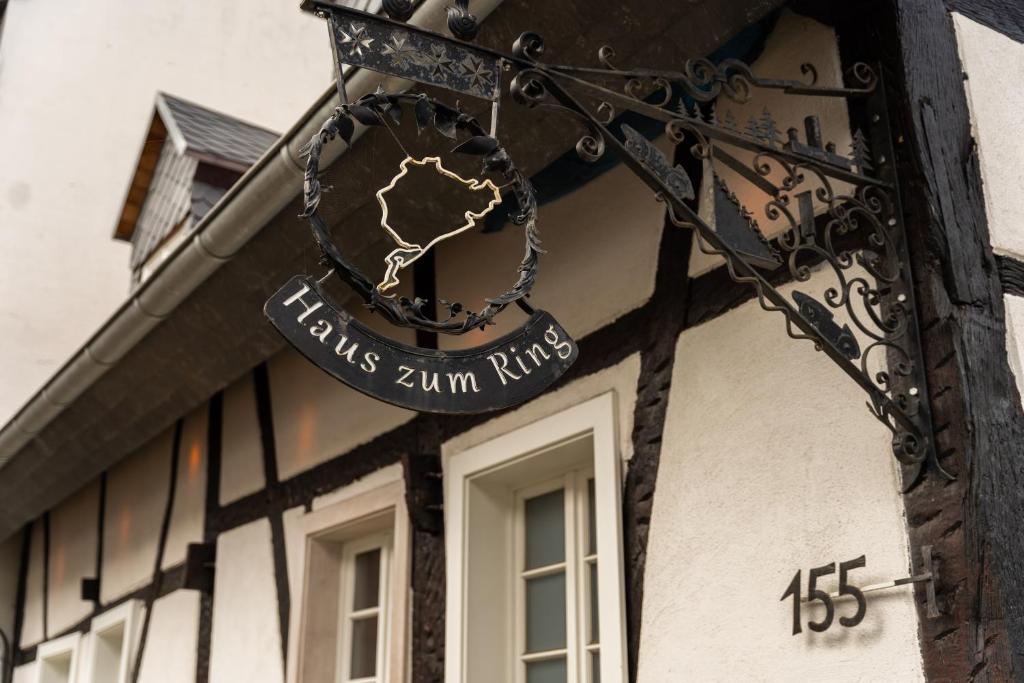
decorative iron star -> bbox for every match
[338,22,374,57]
[459,55,493,92]
[382,32,417,68]
[424,45,456,79]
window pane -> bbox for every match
[591,652,601,683]
[526,571,567,653]
[349,615,378,679]
[589,561,599,645]
[587,478,597,555]
[526,657,567,683]
[525,489,565,570]
[352,548,381,610]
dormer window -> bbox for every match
[112,93,279,286]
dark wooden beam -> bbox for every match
[997,255,1024,298]
[130,419,183,683]
[0,0,789,542]
[945,0,1024,43]
[826,0,1024,679]
[195,392,222,683]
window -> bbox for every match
[445,393,626,683]
[84,600,142,683]
[292,479,409,683]
[516,471,600,683]
[35,633,81,683]
[338,535,391,682]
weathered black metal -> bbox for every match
[299,90,539,336]
[304,1,499,100]
[265,276,577,413]
[292,0,944,479]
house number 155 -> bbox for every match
[780,556,867,635]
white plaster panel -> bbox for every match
[954,15,1024,260]
[219,371,266,505]
[637,270,923,682]
[443,354,641,463]
[435,156,666,351]
[311,462,404,511]
[209,518,285,683]
[47,481,100,635]
[101,428,173,604]
[268,347,415,481]
[1004,295,1024,407]
[690,11,853,276]
[163,404,207,570]
[282,505,306,683]
[18,522,44,648]
[12,663,35,683]
[136,591,200,683]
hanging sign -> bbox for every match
[264,14,577,414]
[266,277,577,413]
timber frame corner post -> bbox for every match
[297,0,947,486]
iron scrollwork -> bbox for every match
[300,90,540,334]
[298,0,946,484]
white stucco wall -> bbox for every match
[101,405,206,603]
[47,481,100,635]
[435,155,666,351]
[102,428,171,604]
[164,405,207,571]
[954,14,1024,260]
[690,11,853,277]
[268,347,415,481]
[11,662,34,683]
[0,0,331,424]
[136,591,200,683]
[220,371,266,505]
[1005,295,1024,407]
[208,518,285,683]
[17,522,43,648]
[637,268,923,681]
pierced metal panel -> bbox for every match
[320,4,501,100]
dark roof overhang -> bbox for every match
[0,0,786,539]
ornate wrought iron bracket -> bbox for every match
[298,0,948,486]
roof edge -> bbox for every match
[0,0,506,473]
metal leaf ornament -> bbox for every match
[298,91,541,335]
[375,156,503,293]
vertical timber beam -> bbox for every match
[622,142,695,681]
[402,418,446,683]
[195,392,223,683]
[253,364,292,673]
[843,0,1024,678]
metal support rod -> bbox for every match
[798,546,939,618]
[534,70,924,441]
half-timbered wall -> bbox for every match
[953,13,1024,405]
[9,7,1019,682]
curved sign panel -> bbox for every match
[265,276,578,413]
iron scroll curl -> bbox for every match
[299,90,542,335]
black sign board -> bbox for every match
[265,277,578,413]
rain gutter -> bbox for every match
[0,0,504,469]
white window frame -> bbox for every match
[83,599,143,683]
[291,480,410,683]
[34,632,82,683]
[513,468,598,683]
[337,532,392,683]
[444,392,627,683]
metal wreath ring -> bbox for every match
[299,90,541,335]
